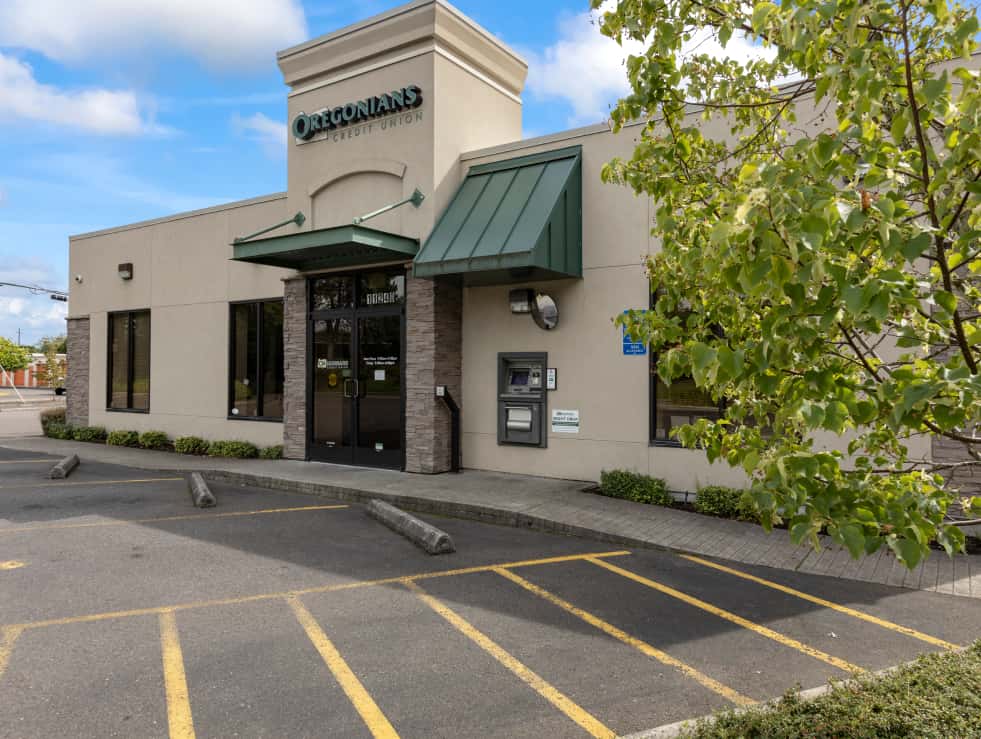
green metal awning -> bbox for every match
[413,145,582,285]
[232,224,419,272]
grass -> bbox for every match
[678,642,981,739]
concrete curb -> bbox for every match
[199,469,665,553]
[619,653,952,738]
[48,454,79,479]
[188,473,217,508]
[366,499,455,554]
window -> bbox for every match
[648,293,724,444]
[229,300,284,420]
[107,310,150,411]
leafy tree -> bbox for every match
[36,342,66,390]
[0,337,31,373]
[597,0,981,566]
[36,335,67,355]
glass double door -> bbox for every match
[309,271,404,469]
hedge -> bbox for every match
[259,445,284,460]
[174,436,210,455]
[693,486,758,522]
[106,430,140,448]
[678,642,981,738]
[138,431,170,451]
[598,469,672,506]
[207,440,259,459]
[72,426,108,443]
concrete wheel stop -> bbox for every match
[188,473,217,508]
[48,454,80,479]
[366,499,455,555]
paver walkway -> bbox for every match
[2,435,977,599]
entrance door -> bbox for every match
[309,270,404,469]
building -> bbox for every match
[1,353,66,390]
[65,0,958,491]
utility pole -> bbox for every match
[17,328,21,346]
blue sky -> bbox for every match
[0,0,650,345]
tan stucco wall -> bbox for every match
[69,194,292,446]
[457,127,748,490]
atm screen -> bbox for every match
[509,369,530,386]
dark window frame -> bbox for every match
[648,293,725,446]
[106,309,151,413]
[228,298,285,422]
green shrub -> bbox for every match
[598,469,671,506]
[207,440,259,459]
[678,641,981,738]
[138,431,170,451]
[39,406,66,433]
[693,486,758,522]
[106,430,140,448]
[174,436,210,455]
[45,422,75,440]
[72,426,107,443]
[259,445,283,460]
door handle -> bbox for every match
[343,379,355,398]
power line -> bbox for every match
[0,281,68,301]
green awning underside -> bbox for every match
[232,224,419,272]
[413,145,582,285]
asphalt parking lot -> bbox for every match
[1,447,979,738]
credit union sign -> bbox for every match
[291,85,423,142]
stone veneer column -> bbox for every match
[65,317,90,427]
[282,278,308,460]
[405,274,463,473]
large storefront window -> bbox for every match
[650,373,723,443]
[107,310,150,412]
[648,291,723,443]
[229,300,284,420]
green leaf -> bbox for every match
[900,232,932,263]
[921,74,947,104]
[935,291,958,314]
[888,537,923,569]
[790,521,815,546]
[840,524,866,559]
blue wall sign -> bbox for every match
[622,310,647,356]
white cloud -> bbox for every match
[0,0,307,70]
[0,294,68,345]
[524,3,777,126]
[0,52,164,135]
[233,112,287,159]
[0,256,68,344]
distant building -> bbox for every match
[0,353,66,389]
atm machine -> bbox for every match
[497,352,547,447]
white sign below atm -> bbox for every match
[551,409,580,433]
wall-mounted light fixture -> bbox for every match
[509,288,534,314]
[118,263,133,281]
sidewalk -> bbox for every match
[2,435,977,599]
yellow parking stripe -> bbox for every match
[0,626,22,681]
[159,611,196,739]
[7,550,631,631]
[0,459,50,464]
[288,596,399,739]
[494,568,756,707]
[586,558,863,675]
[0,477,183,490]
[404,579,615,738]
[681,555,961,652]
[0,505,349,535]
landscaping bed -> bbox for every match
[587,469,981,554]
[676,642,981,739]
[39,407,283,460]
